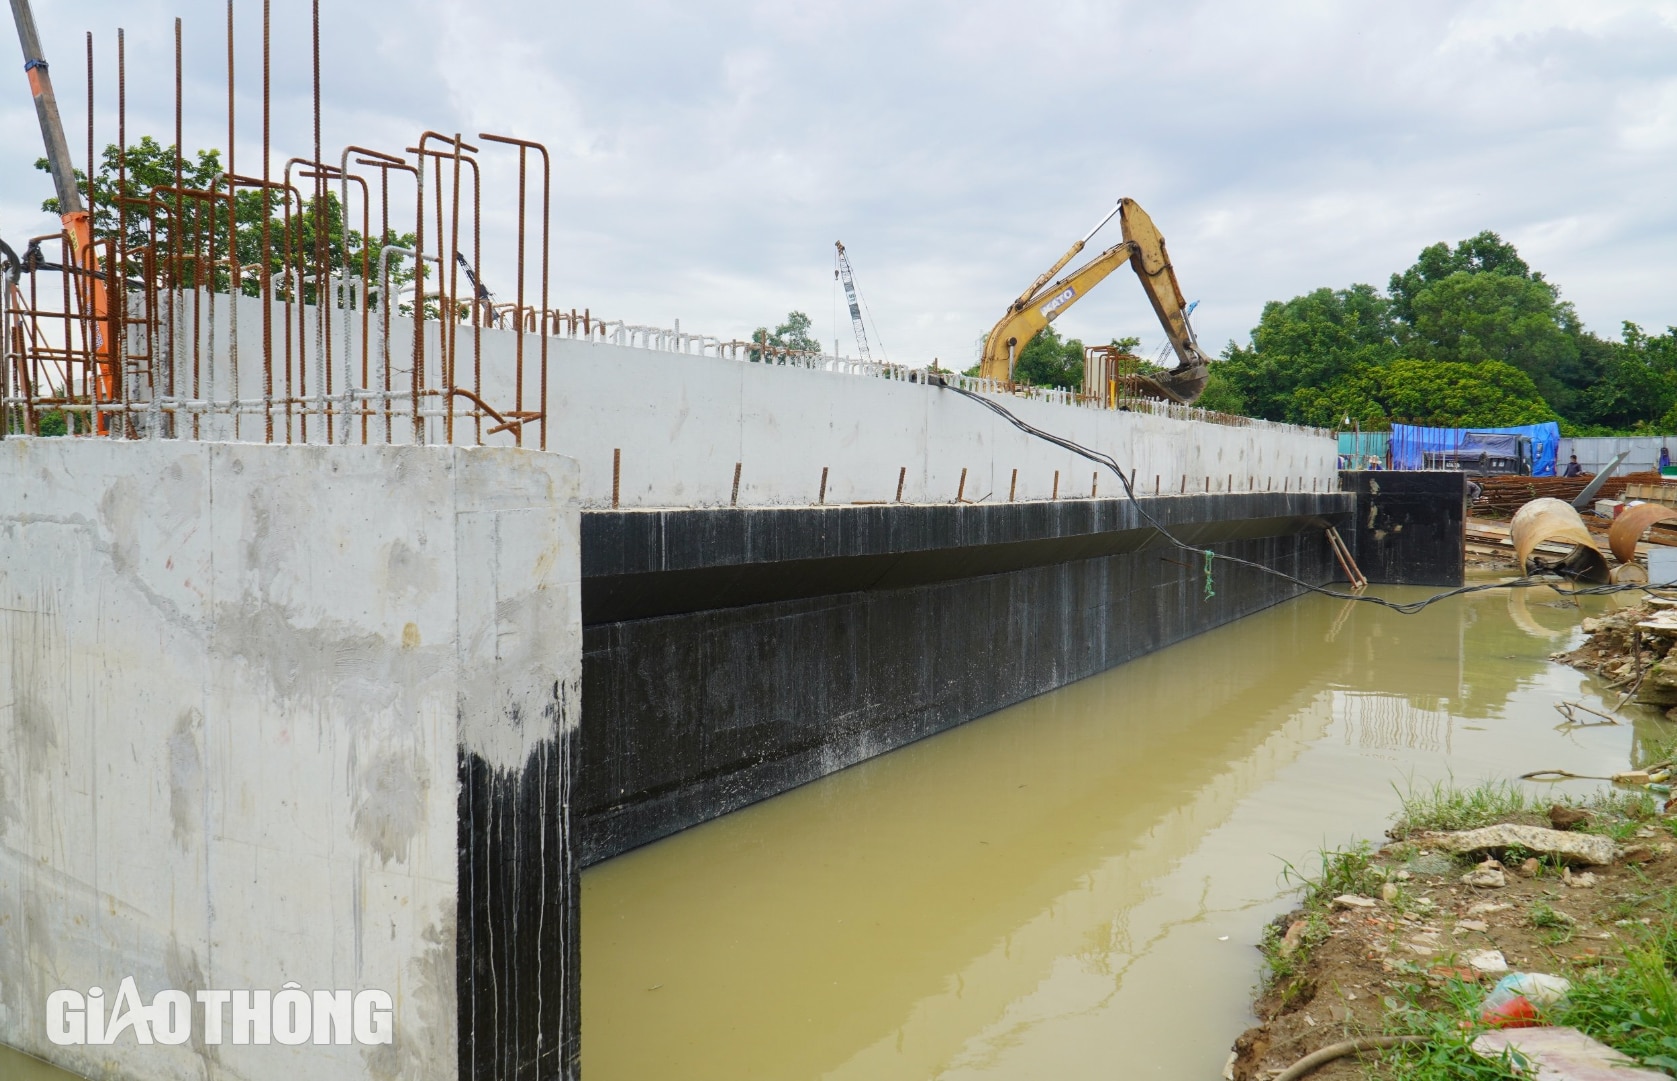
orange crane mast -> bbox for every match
[10,0,113,410]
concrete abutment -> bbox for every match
[0,438,582,1081]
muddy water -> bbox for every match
[0,1046,78,1080]
[583,579,1672,1080]
[3,579,1666,1081]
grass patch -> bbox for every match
[1390,779,1538,839]
[1378,983,1527,1080]
[1259,844,1383,995]
[1280,841,1385,907]
[1579,789,1664,843]
[1556,905,1677,1072]
[1584,788,1663,820]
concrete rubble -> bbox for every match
[1420,824,1619,867]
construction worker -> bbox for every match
[1563,455,1583,478]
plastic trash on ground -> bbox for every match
[1478,973,1572,1029]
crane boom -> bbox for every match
[834,241,873,362]
[978,198,1209,405]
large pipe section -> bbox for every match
[1609,502,1677,565]
[1510,497,1610,584]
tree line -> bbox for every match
[1197,232,1677,434]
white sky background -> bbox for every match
[3,0,1675,368]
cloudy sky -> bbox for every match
[4,0,1675,367]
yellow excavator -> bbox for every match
[979,198,1210,405]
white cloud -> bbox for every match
[3,0,1674,365]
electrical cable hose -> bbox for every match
[934,378,1671,614]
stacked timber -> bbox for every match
[1473,471,1665,516]
[1465,520,1596,562]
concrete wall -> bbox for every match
[0,438,581,1081]
[127,293,1340,509]
[577,492,1351,863]
[496,337,1341,509]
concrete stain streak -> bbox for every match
[210,600,449,722]
[363,903,457,1081]
[354,750,431,866]
[385,540,441,604]
[163,938,219,1072]
[168,709,205,850]
[457,570,579,770]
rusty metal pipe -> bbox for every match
[1609,503,1677,565]
[1510,497,1610,585]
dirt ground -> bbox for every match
[1553,600,1677,712]
[1229,826,1676,1080]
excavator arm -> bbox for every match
[978,198,1210,405]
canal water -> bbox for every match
[4,578,1665,1081]
[582,578,1667,1080]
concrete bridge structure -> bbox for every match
[0,309,1452,1081]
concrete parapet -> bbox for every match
[38,291,1339,512]
[0,438,581,1080]
[525,339,1340,508]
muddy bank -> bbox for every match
[1228,790,1677,1080]
[1555,600,1677,711]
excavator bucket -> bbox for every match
[1125,366,1210,406]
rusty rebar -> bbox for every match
[481,132,551,449]
[8,6,573,454]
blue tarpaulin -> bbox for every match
[1388,422,1560,476]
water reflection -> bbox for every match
[584,577,1677,1080]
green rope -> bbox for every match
[1203,549,1216,601]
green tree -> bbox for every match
[1389,230,1537,325]
[1564,323,1677,432]
[750,310,823,360]
[1291,358,1557,429]
[1011,324,1084,390]
[1216,284,1398,422]
[985,228,1667,435]
[1405,270,1581,412]
[1194,362,1247,414]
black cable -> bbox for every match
[934,378,1670,614]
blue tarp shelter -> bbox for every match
[1388,422,1560,476]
